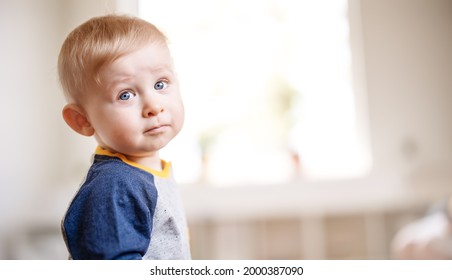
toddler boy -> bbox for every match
[58,14,190,259]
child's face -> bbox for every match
[82,42,184,159]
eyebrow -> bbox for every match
[108,66,174,82]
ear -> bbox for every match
[62,104,95,136]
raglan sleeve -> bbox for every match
[62,170,158,260]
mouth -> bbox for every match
[144,124,170,135]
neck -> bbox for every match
[126,153,162,171]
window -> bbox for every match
[139,0,372,186]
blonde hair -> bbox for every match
[58,14,167,103]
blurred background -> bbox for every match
[1,0,451,259]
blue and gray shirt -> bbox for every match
[61,147,191,260]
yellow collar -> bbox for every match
[95,146,171,178]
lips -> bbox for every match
[144,124,170,135]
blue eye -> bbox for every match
[154,81,168,90]
[119,91,134,100]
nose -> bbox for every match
[142,93,164,117]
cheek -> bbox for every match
[173,100,185,129]
[90,109,135,136]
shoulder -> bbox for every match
[87,156,157,191]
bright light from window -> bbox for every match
[139,0,372,186]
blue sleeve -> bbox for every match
[63,168,158,260]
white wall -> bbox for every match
[0,0,63,252]
[361,0,452,180]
